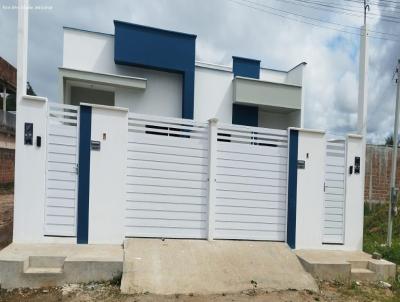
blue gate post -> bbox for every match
[286,129,299,249]
[77,105,92,244]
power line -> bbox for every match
[227,0,400,42]
[243,0,400,38]
[281,0,400,20]
[270,0,400,36]
[293,0,400,14]
[274,0,366,17]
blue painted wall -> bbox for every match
[232,56,260,79]
[114,20,196,119]
[232,104,259,127]
[232,56,261,126]
[77,105,92,244]
[286,129,299,249]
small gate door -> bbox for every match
[323,139,346,244]
[214,123,288,241]
[44,103,79,237]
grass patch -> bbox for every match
[0,182,14,195]
[364,203,400,265]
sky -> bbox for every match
[0,0,399,143]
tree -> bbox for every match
[26,81,36,96]
[385,135,394,146]
[4,81,36,111]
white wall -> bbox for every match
[294,131,365,251]
[295,129,326,249]
[13,96,47,243]
[63,28,182,118]
[194,65,233,123]
[88,105,128,244]
[259,68,287,83]
[258,110,301,129]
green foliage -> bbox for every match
[385,135,394,146]
[363,203,400,265]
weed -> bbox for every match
[249,280,258,296]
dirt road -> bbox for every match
[0,281,397,302]
[0,193,13,250]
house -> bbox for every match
[13,20,364,253]
[59,21,305,129]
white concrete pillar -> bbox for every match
[344,134,364,250]
[356,26,368,236]
[16,0,28,106]
[13,96,48,243]
[294,129,326,249]
[207,118,218,240]
[357,25,369,139]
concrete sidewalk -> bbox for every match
[296,249,396,282]
[121,238,318,295]
[0,243,123,288]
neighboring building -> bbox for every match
[0,56,17,113]
[60,21,306,129]
[0,57,16,188]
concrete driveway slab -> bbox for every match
[121,238,318,295]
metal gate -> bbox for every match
[323,139,346,244]
[125,113,209,239]
[44,103,79,236]
[214,123,288,241]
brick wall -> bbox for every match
[364,144,400,204]
[0,148,14,185]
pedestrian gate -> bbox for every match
[44,103,79,236]
[323,139,346,244]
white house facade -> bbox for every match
[13,20,364,252]
[59,21,305,129]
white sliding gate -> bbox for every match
[323,139,346,244]
[214,124,288,241]
[125,113,209,239]
[44,103,79,236]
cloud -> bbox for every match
[0,0,399,143]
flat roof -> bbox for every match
[63,27,304,75]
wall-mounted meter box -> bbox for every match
[24,123,33,145]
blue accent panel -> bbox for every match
[114,20,196,119]
[232,56,260,79]
[287,129,299,249]
[77,105,92,244]
[232,104,258,127]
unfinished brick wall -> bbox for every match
[0,148,14,186]
[364,145,400,204]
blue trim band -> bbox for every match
[232,56,260,79]
[77,105,92,244]
[114,20,196,119]
[286,129,298,249]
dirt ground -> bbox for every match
[0,281,398,302]
[0,193,13,250]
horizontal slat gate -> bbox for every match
[125,113,209,239]
[323,140,346,244]
[215,123,288,241]
[44,103,79,236]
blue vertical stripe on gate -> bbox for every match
[286,129,298,249]
[77,105,92,244]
